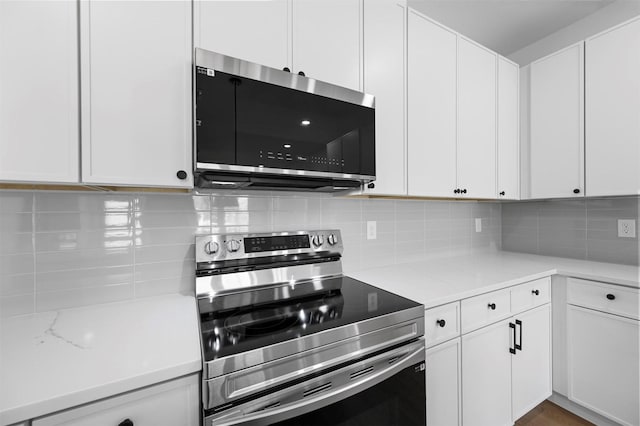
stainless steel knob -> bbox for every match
[327,234,338,245]
[226,239,241,253]
[204,241,219,255]
[311,235,324,247]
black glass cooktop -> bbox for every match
[200,276,421,362]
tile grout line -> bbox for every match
[31,192,37,314]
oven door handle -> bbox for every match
[207,339,426,426]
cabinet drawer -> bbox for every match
[461,288,511,334]
[511,277,551,314]
[33,375,199,426]
[424,302,460,348]
[567,278,639,320]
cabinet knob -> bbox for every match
[283,67,291,72]
[606,293,616,300]
[367,182,375,189]
[119,419,134,426]
[573,188,581,194]
[462,189,467,194]
[298,71,306,76]
[499,191,505,196]
[176,170,188,180]
[532,289,540,296]
[436,319,446,328]
[454,188,460,194]
[487,303,496,310]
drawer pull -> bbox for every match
[606,293,616,300]
[119,420,134,426]
[436,319,446,328]
[487,303,496,310]
[532,289,540,296]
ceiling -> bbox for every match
[408,0,617,56]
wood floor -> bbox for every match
[515,401,594,426]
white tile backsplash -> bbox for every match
[0,190,502,317]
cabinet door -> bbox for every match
[585,17,640,197]
[292,0,361,91]
[530,43,584,199]
[426,338,461,426]
[194,0,290,70]
[457,38,497,199]
[33,375,199,426]
[362,0,406,196]
[568,305,640,426]
[407,11,457,197]
[462,319,512,426]
[512,304,552,421]
[0,0,78,184]
[80,1,192,188]
[497,57,520,200]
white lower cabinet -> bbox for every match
[511,304,552,420]
[32,375,199,426]
[462,303,552,426]
[567,305,640,426]
[462,318,513,426]
[426,337,461,426]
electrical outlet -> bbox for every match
[367,221,377,240]
[475,218,482,233]
[617,219,636,238]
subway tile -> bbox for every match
[586,246,639,266]
[35,283,134,312]
[35,229,133,252]
[0,253,34,276]
[0,294,33,318]
[395,220,425,235]
[211,195,272,212]
[361,198,395,212]
[35,248,133,273]
[0,232,32,255]
[36,192,132,213]
[135,193,210,212]
[0,213,33,233]
[0,273,34,297]
[0,192,33,213]
[36,266,133,293]
[134,244,194,264]
[135,211,210,229]
[134,259,193,282]
[135,275,194,298]
[35,212,133,232]
[133,227,198,247]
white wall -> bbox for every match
[508,0,640,65]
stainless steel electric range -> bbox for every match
[195,230,426,426]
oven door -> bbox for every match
[205,339,426,426]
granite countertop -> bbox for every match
[350,251,640,309]
[0,294,202,426]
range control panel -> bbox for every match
[195,230,343,263]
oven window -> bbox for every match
[273,362,426,426]
[196,70,375,176]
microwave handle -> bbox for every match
[208,340,425,426]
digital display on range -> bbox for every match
[244,235,311,253]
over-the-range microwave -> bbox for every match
[194,48,376,192]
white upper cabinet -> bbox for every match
[194,0,290,71]
[0,0,79,184]
[530,42,584,199]
[457,38,497,199]
[497,58,520,200]
[292,0,362,91]
[407,11,457,197]
[362,0,406,196]
[195,0,362,91]
[585,17,640,197]
[80,1,192,188]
